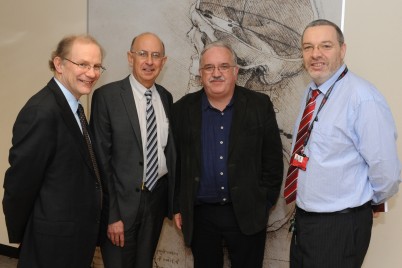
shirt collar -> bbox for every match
[53,77,80,113]
[201,90,235,111]
[129,74,156,99]
[310,64,347,95]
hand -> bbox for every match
[174,213,182,230]
[107,220,125,247]
[373,211,380,218]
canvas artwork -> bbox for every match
[89,1,343,267]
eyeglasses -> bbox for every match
[302,43,336,53]
[63,58,106,74]
[130,50,164,60]
[200,64,236,73]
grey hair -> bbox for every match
[302,19,344,45]
[199,40,238,66]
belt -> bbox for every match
[296,201,372,215]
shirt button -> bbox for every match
[223,198,227,202]
[220,141,223,144]
[219,156,223,160]
[220,172,223,175]
[221,186,225,190]
[221,126,224,130]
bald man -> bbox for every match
[90,32,176,268]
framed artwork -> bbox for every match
[89,1,343,267]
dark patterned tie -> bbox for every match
[77,104,102,205]
[284,89,320,204]
[144,90,158,191]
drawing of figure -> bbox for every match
[187,0,317,166]
[187,0,316,90]
[87,0,342,266]
[185,1,318,266]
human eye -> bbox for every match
[219,64,231,71]
[202,65,214,72]
[302,45,313,52]
[137,50,148,58]
[78,63,90,70]
[151,52,161,59]
[321,43,333,50]
[93,65,102,72]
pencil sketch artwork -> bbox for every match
[89,0,342,267]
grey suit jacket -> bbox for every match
[172,85,284,246]
[90,76,176,232]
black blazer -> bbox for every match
[3,78,102,268]
[90,76,176,233]
[173,85,284,246]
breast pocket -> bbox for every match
[160,118,169,150]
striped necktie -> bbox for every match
[77,104,102,206]
[284,89,320,204]
[144,90,158,191]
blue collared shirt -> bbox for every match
[53,77,82,131]
[293,65,401,212]
[198,92,234,204]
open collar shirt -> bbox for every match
[293,65,401,212]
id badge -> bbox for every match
[291,153,309,171]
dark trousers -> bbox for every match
[290,203,373,268]
[191,203,267,268]
[101,178,168,268]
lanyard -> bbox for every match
[302,66,349,150]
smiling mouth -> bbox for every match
[143,67,155,72]
[311,62,326,68]
[80,79,95,86]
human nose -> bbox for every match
[145,53,155,64]
[311,45,323,57]
[85,66,98,77]
[212,66,222,75]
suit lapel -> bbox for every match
[189,91,203,170]
[48,79,94,172]
[156,85,170,117]
[228,86,247,158]
[120,77,143,153]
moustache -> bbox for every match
[208,77,225,82]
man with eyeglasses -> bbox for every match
[90,32,176,268]
[172,40,284,268]
[3,34,105,267]
[287,19,401,268]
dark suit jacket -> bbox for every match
[89,76,176,234]
[173,85,284,246]
[2,78,102,268]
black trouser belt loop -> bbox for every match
[296,201,372,215]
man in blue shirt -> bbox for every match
[287,19,401,267]
[173,41,284,268]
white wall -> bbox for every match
[344,1,402,267]
[0,0,88,245]
[0,1,401,267]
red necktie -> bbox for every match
[284,89,320,204]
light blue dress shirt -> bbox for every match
[293,65,401,212]
[53,77,82,131]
